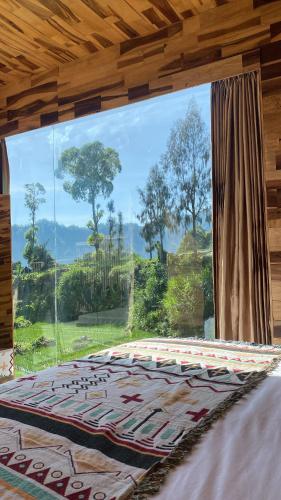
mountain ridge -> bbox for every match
[12,219,183,264]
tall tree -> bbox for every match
[56,141,121,252]
[23,182,46,267]
[140,222,156,259]
[24,183,46,250]
[107,199,116,252]
[162,99,210,238]
[137,164,172,263]
[117,211,124,257]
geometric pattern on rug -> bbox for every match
[0,348,13,378]
[0,338,279,499]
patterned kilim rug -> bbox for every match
[0,338,280,499]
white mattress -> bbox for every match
[155,363,281,500]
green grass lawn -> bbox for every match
[14,322,157,376]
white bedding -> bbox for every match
[155,363,281,500]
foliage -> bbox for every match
[14,316,32,329]
[57,252,130,321]
[24,239,54,271]
[56,141,121,251]
[137,164,171,262]
[14,343,29,356]
[12,261,25,277]
[23,182,49,268]
[31,336,55,349]
[177,227,212,254]
[107,199,116,252]
[24,183,46,232]
[164,252,214,335]
[15,270,56,323]
[117,211,124,256]
[164,272,204,334]
[57,265,98,321]
[109,259,134,290]
[139,222,156,260]
[133,258,169,334]
[162,99,211,237]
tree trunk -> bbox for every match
[192,213,198,255]
[192,214,196,238]
[92,199,99,253]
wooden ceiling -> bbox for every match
[0,0,230,87]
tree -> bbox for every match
[30,243,54,271]
[107,199,116,252]
[137,164,172,263]
[117,211,124,257]
[162,99,210,238]
[23,183,46,268]
[24,182,45,251]
[140,222,156,259]
[56,141,121,252]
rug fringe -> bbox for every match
[129,355,281,499]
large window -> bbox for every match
[7,84,213,376]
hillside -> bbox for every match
[12,219,148,264]
[12,219,211,265]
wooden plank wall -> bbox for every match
[0,0,280,137]
[262,67,281,341]
[0,195,13,350]
[0,0,281,342]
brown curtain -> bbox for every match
[211,71,272,344]
[0,139,9,194]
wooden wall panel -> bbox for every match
[0,0,281,343]
[0,0,280,138]
[263,82,281,340]
[0,195,13,350]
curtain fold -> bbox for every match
[211,71,272,344]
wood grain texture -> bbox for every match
[0,0,231,87]
[0,1,280,137]
[0,0,281,342]
[0,195,13,350]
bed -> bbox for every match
[0,338,279,499]
[155,361,281,500]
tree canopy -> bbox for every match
[137,164,172,262]
[162,99,211,237]
[56,141,121,251]
[23,182,54,270]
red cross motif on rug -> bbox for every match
[186,408,209,422]
[121,394,144,404]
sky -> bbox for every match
[7,83,210,227]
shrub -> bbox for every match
[164,272,204,335]
[14,343,28,355]
[177,227,212,253]
[57,266,96,321]
[132,258,169,334]
[14,270,56,323]
[14,316,32,329]
[166,252,214,322]
[31,336,55,349]
[57,263,126,322]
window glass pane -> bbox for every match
[7,83,213,376]
[7,128,57,375]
